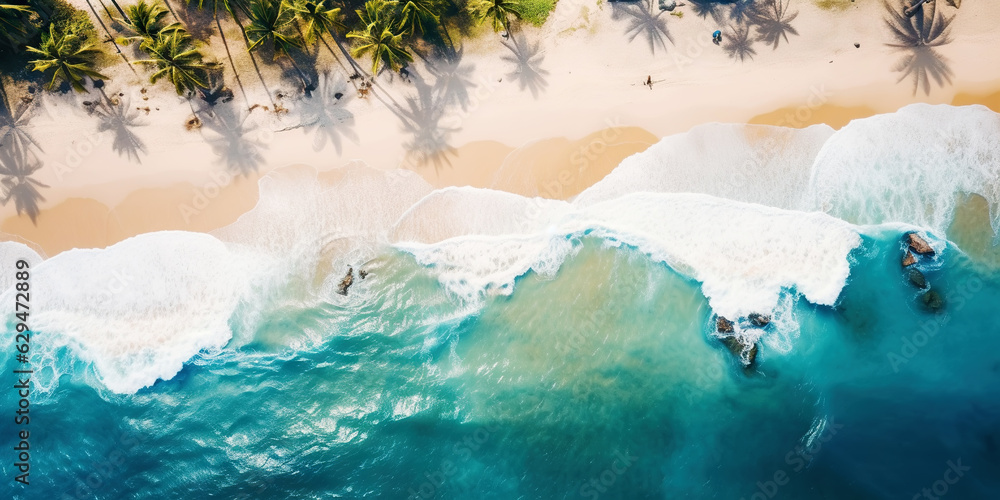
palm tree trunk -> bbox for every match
[109,0,130,22]
[0,76,11,119]
[318,36,359,91]
[214,10,249,106]
[161,0,182,23]
[226,7,276,108]
[284,54,311,91]
[329,30,365,79]
[85,0,138,75]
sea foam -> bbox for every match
[27,231,256,394]
[395,191,861,319]
[808,104,1000,234]
[7,104,998,394]
[575,123,834,209]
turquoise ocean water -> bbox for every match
[2,104,1000,499]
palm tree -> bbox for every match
[0,3,35,51]
[136,31,212,94]
[186,0,252,103]
[245,0,299,53]
[27,25,108,92]
[399,0,441,38]
[246,0,312,87]
[348,0,412,75]
[289,0,366,76]
[289,0,342,43]
[117,0,183,46]
[467,0,522,33]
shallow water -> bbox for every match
[2,104,1000,499]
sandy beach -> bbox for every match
[3,0,1000,256]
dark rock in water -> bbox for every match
[907,233,935,256]
[716,316,734,334]
[908,268,928,289]
[359,269,368,280]
[749,313,770,327]
[721,336,758,367]
[334,92,344,100]
[337,267,354,296]
[902,251,917,267]
[921,289,945,311]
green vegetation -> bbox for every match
[137,31,213,93]
[26,24,108,91]
[515,0,555,27]
[0,3,37,52]
[117,0,183,45]
[0,0,556,98]
[348,0,412,74]
[467,0,523,32]
[813,0,865,11]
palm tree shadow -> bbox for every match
[883,0,954,95]
[168,0,215,40]
[425,47,478,112]
[723,23,757,61]
[94,97,148,163]
[295,71,358,154]
[612,0,673,54]
[0,143,46,224]
[0,100,41,154]
[751,0,799,49]
[501,34,549,98]
[688,0,729,24]
[198,102,268,176]
[0,86,47,224]
[728,0,760,23]
[395,70,458,172]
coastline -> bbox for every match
[4,0,1000,257]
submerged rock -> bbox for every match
[902,251,917,267]
[721,336,759,367]
[908,268,928,289]
[920,289,945,311]
[716,316,734,334]
[749,313,771,327]
[337,267,354,296]
[359,269,368,280]
[907,233,935,256]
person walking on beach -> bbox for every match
[646,75,652,89]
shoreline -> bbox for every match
[5,89,1000,258]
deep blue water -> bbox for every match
[3,233,999,499]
